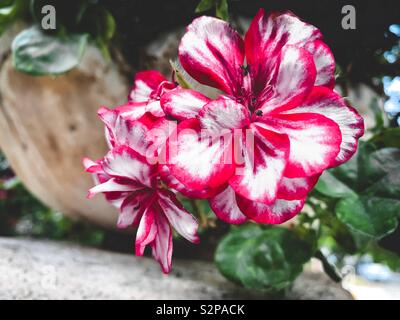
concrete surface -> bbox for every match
[0,237,352,300]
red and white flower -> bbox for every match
[84,143,199,274]
[100,70,176,131]
[162,9,364,224]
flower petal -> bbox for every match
[258,46,316,114]
[229,123,290,204]
[179,16,245,95]
[305,40,335,88]
[236,194,305,224]
[98,107,119,147]
[97,103,163,148]
[102,145,157,187]
[159,165,223,199]
[198,98,250,132]
[83,157,102,173]
[119,101,164,121]
[258,113,342,178]
[277,174,320,200]
[98,106,118,131]
[161,88,210,120]
[151,213,173,274]
[282,86,364,166]
[117,191,151,228]
[245,9,322,86]
[113,113,170,159]
[157,190,199,243]
[166,118,235,190]
[104,191,130,209]
[135,205,157,256]
[87,178,143,199]
[129,70,166,102]
[209,186,247,224]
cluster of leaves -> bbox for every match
[195,0,229,21]
[316,143,400,240]
[313,125,400,269]
[3,0,116,75]
[0,0,28,35]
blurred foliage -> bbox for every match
[196,0,229,21]
[0,150,105,246]
[0,0,28,35]
[3,0,117,75]
[12,26,88,75]
[30,0,116,57]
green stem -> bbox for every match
[190,199,207,227]
[315,250,342,283]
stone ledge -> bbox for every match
[0,237,351,300]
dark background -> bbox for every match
[105,0,400,92]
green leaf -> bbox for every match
[215,225,315,292]
[315,171,357,198]
[328,152,359,190]
[318,141,400,241]
[359,148,400,199]
[369,128,400,149]
[195,0,229,21]
[315,138,400,263]
[169,59,192,89]
[369,98,384,133]
[12,27,88,76]
[334,64,343,80]
[96,8,116,42]
[216,0,229,21]
[336,195,400,238]
[215,224,264,284]
[170,59,221,98]
[369,244,400,271]
[0,0,27,36]
[195,0,214,13]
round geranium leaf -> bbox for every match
[215,225,315,292]
[315,171,356,198]
[214,224,264,285]
[359,148,400,196]
[12,26,88,76]
[336,195,400,239]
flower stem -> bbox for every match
[315,250,342,283]
[190,199,207,228]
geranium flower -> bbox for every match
[103,70,176,127]
[84,113,199,274]
[98,70,176,150]
[162,9,364,224]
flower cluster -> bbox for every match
[85,9,364,273]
